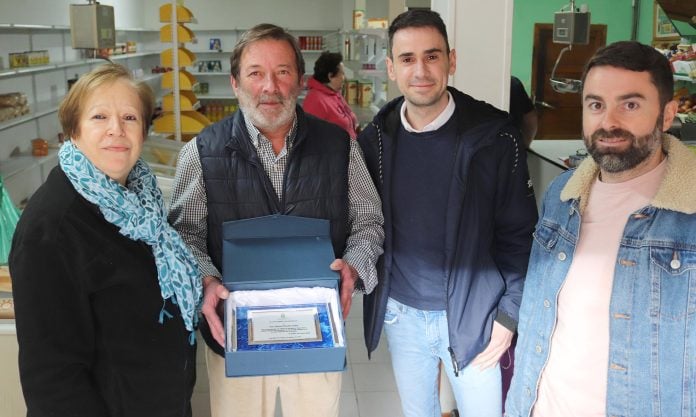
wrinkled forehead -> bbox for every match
[240,39,297,70]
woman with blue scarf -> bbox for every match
[9,63,202,417]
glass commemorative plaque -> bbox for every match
[235,303,336,351]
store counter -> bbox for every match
[526,139,585,208]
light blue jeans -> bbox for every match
[384,297,502,417]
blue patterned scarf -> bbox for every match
[59,141,202,339]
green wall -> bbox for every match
[511,0,655,93]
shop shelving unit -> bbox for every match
[0,23,161,206]
[326,28,389,125]
[152,2,211,142]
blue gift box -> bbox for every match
[222,214,346,377]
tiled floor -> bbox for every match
[338,295,404,417]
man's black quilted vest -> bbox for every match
[198,107,350,280]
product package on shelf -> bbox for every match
[0,93,30,123]
[9,50,49,69]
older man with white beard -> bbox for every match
[168,23,384,417]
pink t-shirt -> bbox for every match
[533,159,667,417]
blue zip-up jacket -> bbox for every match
[357,87,538,372]
[506,135,696,417]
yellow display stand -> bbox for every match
[153,113,210,135]
[160,47,196,67]
[154,2,210,138]
[163,91,199,111]
[160,23,195,43]
[161,70,197,90]
[159,4,194,23]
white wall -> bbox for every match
[432,0,513,110]
[0,0,345,31]
[141,0,343,30]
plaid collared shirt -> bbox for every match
[168,111,384,293]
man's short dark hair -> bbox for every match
[230,23,305,82]
[581,41,674,109]
[388,9,450,57]
[313,51,343,84]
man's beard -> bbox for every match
[584,119,663,174]
[236,84,299,133]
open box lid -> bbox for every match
[222,215,336,285]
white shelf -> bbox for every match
[0,52,160,79]
[109,51,160,61]
[0,146,59,180]
[0,99,61,132]
[0,23,69,31]
[0,23,159,32]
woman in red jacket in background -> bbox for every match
[303,51,359,139]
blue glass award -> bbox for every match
[235,303,336,351]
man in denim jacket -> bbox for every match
[506,41,696,417]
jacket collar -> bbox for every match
[561,134,696,214]
[373,86,508,139]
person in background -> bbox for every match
[168,24,383,417]
[506,41,696,417]
[358,9,537,417]
[303,51,360,138]
[510,76,537,148]
[9,63,201,417]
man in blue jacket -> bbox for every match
[357,9,537,417]
[506,41,696,417]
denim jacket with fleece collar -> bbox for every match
[505,135,696,417]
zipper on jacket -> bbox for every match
[442,135,465,380]
[448,347,460,376]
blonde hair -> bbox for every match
[58,63,154,138]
